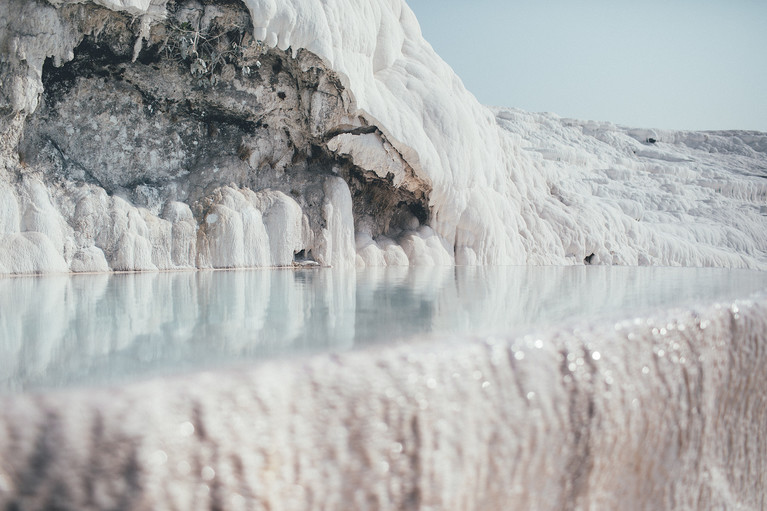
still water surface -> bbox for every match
[1,266,765,393]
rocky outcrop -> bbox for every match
[0,0,434,273]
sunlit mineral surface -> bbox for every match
[1,0,766,509]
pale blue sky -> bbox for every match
[406,0,767,132]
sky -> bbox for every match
[406,0,767,132]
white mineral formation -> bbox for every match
[1,286,766,510]
[0,0,765,273]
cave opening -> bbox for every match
[27,0,433,253]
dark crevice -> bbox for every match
[293,249,316,264]
[135,45,162,66]
[42,39,130,108]
[344,164,429,235]
[323,125,378,141]
[188,107,257,133]
[42,136,107,190]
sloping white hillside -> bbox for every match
[494,109,767,266]
[242,0,767,268]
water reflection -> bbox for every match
[0,266,765,392]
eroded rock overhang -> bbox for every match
[0,0,444,273]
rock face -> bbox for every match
[0,0,765,274]
[0,0,431,273]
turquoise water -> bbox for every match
[1,266,765,393]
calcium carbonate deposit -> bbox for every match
[0,0,765,272]
[1,0,767,510]
[1,292,767,510]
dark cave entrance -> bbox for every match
[26,0,433,244]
